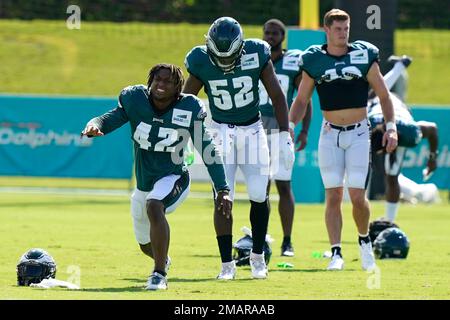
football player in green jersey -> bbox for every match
[183,17,294,280]
[81,64,232,290]
[289,9,398,271]
[260,18,312,257]
[368,58,438,222]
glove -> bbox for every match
[279,131,295,170]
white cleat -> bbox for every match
[250,252,268,279]
[360,242,377,271]
[146,272,168,290]
[327,255,344,271]
[217,261,236,280]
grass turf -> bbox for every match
[0,184,449,300]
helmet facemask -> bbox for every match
[16,248,57,286]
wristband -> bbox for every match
[386,121,397,132]
[289,121,296,131]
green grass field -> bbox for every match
[0,20,449,105]
[1,181,449,300]
[1,19,449,300]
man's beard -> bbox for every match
[270,42,282,52]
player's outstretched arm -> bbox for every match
[261,60,296,169]
[367,62,398,153]
[260,60,289,131]
[292,73,312,151]
[191,119,233,219]
[182,74,203,95]
[289,71,314,143]
[80,106,129,138]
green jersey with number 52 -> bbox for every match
[87,85,228,192]
[185,39,271,124]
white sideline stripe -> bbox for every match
[0,187,279,201]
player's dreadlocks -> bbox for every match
[147,63,185,97]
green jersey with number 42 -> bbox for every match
[259,49,303,117]
[88,85,228,192]
[185,39,271,124]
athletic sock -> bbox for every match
[385,201,399,222]
[358,233,371,246]
[331,244,342,258]
[282,236,291,246]
[216,235,233,263]
[250,199,270,254]
[154,270,166,277]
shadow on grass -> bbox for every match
[82,266,360,292]
[269,268,326,273]
[121,277,217,284]
[191,254,219,258]
[270,268,358,273]
[1,199,125,208]
[81,286,145,293]
[316,240,354,245]
[82,276,224,292]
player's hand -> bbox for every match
[382,129,398,153]
[426,158,437,174]
[81,124,104,138]
[216,190,233,219]
[280,131,295,170]
[295,130,308,151]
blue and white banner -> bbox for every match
[401,106,450,190]
[0,95,132,179]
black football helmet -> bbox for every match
[16,248,57,286]
[373,227,410,259]
[369,218,400,245]
[206,17,244,72]
[232,235,272,266]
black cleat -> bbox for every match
[388,55,413,68]
[281,242,294,257]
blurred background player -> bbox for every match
[183,17,294,279]
[81,64,232,290]
[368,57,439,222]
[259,18,312,257]
[289,9,398,271]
